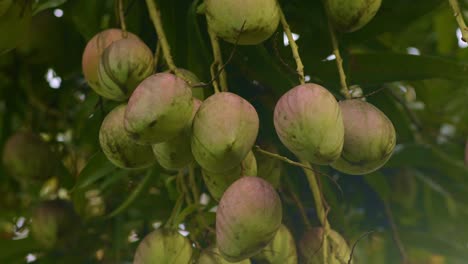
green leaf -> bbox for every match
[73,151,116,191]
[106,167,158,218]
[32,0,67,15]
[364,172,391,202]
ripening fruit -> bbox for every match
[202,151,257,201]
[0,0,32,54]
[274,83,344,165]
[253,225,297,264]
[31,200,79,249]
[82,29,139,98]
[97,37,154,101]
[298,227,352,264]
[99,105,155,169]
[2,131,57,184]
[198,246,251,264]
[124,73,193,144]
[325,0,382,32]
[217,177,282,262]
[133,229,193,264]
[202,0,280,45]
[152,99,202,170]
[177,68,205,100]
[331,99,396,175]
[192,92,259,172]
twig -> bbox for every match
[279,6,305,84]
[384,202,409,264]
[178,170,193,205]
[154,41,161,71]
[327,18,351,99]
[165,194,184,229]
[286,183,312,230]
[352,86,389,100]
[448,0,468,42]
[191,22,246,89]
[189,164,199,204]
[145,0,180,75]
[253,145,343,196]
[348,230,375,264]
[273,32,302,77]
[118,0,128,38]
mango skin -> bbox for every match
[298,227,351,264]
[124,73,193,144]
[274,83,344,165]
[31,200,78,249]
[152,99,202,170]
[216,177,282,262]
[325,0,382,32]
[133,229,193,264]
[253,224,297,264]
[99,105,155,169]
[192,92,259,172]
[331,99,396,175]
[202,151,257,201]
[198,246,251,264]
[2,131,57,184]
[97,37,153,101]
[82,29,139,98]
[203,0,280,45]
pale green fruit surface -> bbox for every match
[198,246,251,264]
[331,99,396,175]
[274,83,344,165]
[202,150,257,201]
[97,37,153,101]
[82,29,139,97]
[298,228,352,264]
[177,68,205,100]
[217,177,282,262]
[152,99,202,170]
[325,0,382,32]
[204,0,280,45]
[124,73,193,144]
[192,92,259,172]
[31,200,78,249]
[133,229,193,264]
[99,105,155,169]
[253,225,297,264]
[2,131,57,184]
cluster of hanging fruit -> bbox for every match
[0,0,394,262]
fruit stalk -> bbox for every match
[279,6,305,84]
[299,158,330,263]
[207,26,227,93]
[118,0,128,38]
[448,0,468,42]
[327,17,351,99]
[145,0,180,75]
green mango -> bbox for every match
[325,0,382,32]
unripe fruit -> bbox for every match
[298,227,351,264]
[203,0,280,45]
[2,131,57,184]
[253,225,297,264]
[97,37,153,101]
[152,99,202,170]
[82,29,139,98]
[274,84,344,165]
[31,200,79,249]
[192,92,259,172]
[217,177,282,262]
[331,99,396,175]
[177,68,205,100]
[325,0,382,32]
[198,246,251,264]
[125,73,193,144]
[133,229,193,264]
[99,105,155,169]
[0,0,32,54]
[202,151,257,201]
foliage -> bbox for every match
[0,0,467,263]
